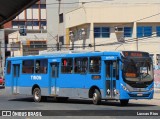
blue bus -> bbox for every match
[5,51,154,106]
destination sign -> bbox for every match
[122,51,149,57]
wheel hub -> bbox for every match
[35,91,40,100]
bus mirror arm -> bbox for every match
[117,57,124,63]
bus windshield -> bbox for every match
[123,57,153,84]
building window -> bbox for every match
[137,26,152,38]
[19,21,25,26]
[124,27,132,37]
[33,21,39,29]
[94,27,110,38]
[12,21,18,28]
[40,4,46,9]
[32,4,38,9]
[156,26,160,37]
[59,36,64,45]
[40,21,46,26]
[26,21,33,26]
[33,21,39,26]
[26,21,33,29]
[59,13,63,23]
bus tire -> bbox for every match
[92,89,101,105]
[120,99,129,106]
[33,88,42,102]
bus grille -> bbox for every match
[129,94,150,97]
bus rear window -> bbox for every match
[22,60,34,74]
[7,61,11,74]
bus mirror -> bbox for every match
[121,64,123,70]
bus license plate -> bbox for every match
[137,94,143,96]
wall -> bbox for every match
[46,0,79,50]
[8,32,47,56]
[65,3,160,66]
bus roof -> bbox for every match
[6,51,122,61]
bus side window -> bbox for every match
[35,61,40,73]
[74,58,81,73]
[74,57,88,73]
[22,60,34,74]
[89,57,101,73]
[61,58,73,73]
[35,59,48,74]
[106,62,110,78]
[81,58,88,73]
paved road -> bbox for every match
[0,87,160,119]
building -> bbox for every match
[46,0,80,50]
[0,0,47,77]
[8,32,47,57]
[3,0,46,57]
[46,0,160,68]
[4,0,46,30]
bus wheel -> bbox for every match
[92,89,101,105]
[33,88,42,102]
[120,99,129,106]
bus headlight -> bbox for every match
[121,83,129,92]
[150,86,154,91]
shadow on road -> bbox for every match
[8,97,157,107]
[9,97,34,102]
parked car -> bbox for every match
[0,77,4,86]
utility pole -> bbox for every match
[136,38,138,51]
[94,37,95,51]
[57,0,61,51]
[56,35,59,51]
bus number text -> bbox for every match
[31,75,42,80]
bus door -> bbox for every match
[12,64,20,94]
[50,62,59,95]
[105,61,118,99]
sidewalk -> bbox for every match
[154,88,160,100]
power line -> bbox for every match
[1,34,160,52]
[46,0,113,5]
[2,32,160,47]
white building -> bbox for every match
[46,0,81,50]
[46,0,160,68]
[8,32,47,56]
